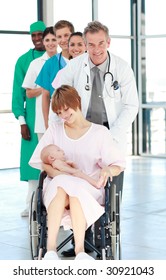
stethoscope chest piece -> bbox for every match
[85,84,90,91]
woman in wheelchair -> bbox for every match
[29,85,125,260]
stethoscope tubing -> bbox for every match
[85,51,119,91]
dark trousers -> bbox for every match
[103,120,124,194]
[94,171,124,249]
[95,121,124,249]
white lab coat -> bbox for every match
[22,52,49,134]
[51,52,139,153]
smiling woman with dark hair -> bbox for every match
[29,85,126,260]
[22,26,58,141]
[68,32,86,58]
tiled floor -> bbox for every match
[0,156,166,260]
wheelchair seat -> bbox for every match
[29,171,121,260]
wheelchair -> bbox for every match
[29,171,122,260]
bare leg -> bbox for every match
[69,196,87,255]
[47,187,69,251]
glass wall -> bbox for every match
[0,0,37,31]
[0,35,33,101]
[98,0,133,154]
[53,0,131,63]
[138,0,166,156]
[53,0,92,32]
[0,0,38,169]
[98,0,130,36]
[144,0,166,35]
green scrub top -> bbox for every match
[12,49,45,181]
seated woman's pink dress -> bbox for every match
[29,122,125,230]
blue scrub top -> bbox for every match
[35,53,66,96]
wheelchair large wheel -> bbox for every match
[116,190,122,260]
[29,189,39,260]
[110,184,121,260]
[100,183,121,260]
[94,183,122,260]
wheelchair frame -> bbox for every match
[29,171,121,260]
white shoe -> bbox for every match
[43,251,60,260]
[20,208,29,217]
[75,252,95,260]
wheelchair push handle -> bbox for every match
[38,171,47,190]
[105,176,113,189]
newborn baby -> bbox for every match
[40,144,102,188]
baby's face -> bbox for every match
[52,146,66,160]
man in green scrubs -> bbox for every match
[12,21,46,217]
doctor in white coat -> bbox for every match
[52,21,138,155]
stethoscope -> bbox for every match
[58,52,63,69]
[85,51,119,92]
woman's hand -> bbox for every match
[98,165,122,187]
[98,166,113,188]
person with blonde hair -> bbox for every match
[22,27,58,141]
[35,20,75,129]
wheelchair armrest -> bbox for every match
[105,177,116,223]
[38,171,47,190]
[37,171,47,224]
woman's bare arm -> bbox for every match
[73,170,101,188]
[42,89,50,129]
[42,162,101,188]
